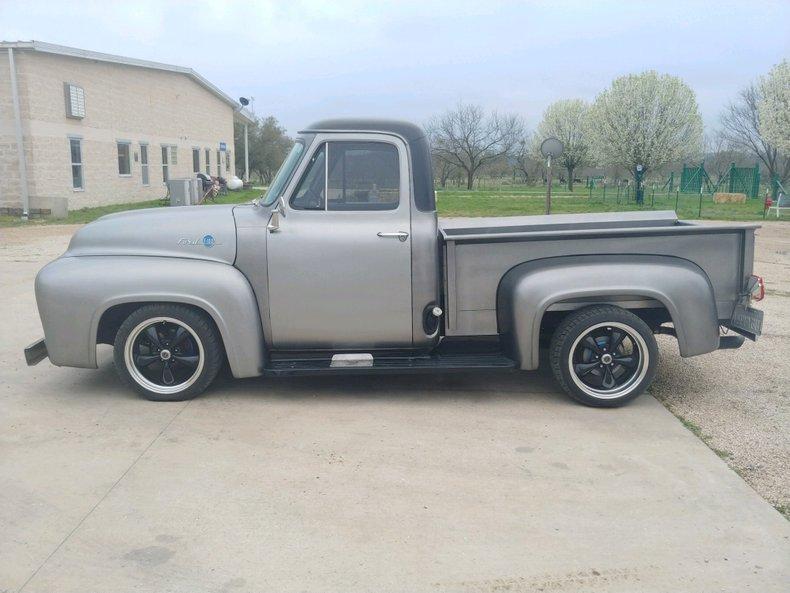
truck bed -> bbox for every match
[439,211,758,336]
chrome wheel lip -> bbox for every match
[567,321,649,400]
[124,317,204,395]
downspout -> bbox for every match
[7,47,30,220]
[243,123,249,184]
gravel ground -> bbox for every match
[652,221,790,518]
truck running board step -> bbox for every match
[264,352,517,376]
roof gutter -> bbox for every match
[7,47,29,219]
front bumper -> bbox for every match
[25,338,48,366]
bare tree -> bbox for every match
[720,84,790,184]
[703,132,753,184]
[513,133,544,183]
[429,103,524,190]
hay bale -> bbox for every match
[713,192,747,204]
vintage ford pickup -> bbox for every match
[26,119,765,406]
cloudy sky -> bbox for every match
[3,0,788,134]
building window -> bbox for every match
[217,150,221,177]
[162,145,169,183]
[226,151,231,172]
[117,142,131,176]
[69,137,83,190]
[170,145,178,165]
[140,143,149,186]
[205,149,210,175]
[192,148,200,173]
[64,83,85,119]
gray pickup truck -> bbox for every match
[27,119,765,407]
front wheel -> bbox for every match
[549,305,659,407]
[113,304,223,401]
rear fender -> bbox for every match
[497,255,720,370]
[35,256,264,378]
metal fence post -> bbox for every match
[698,190,703,218]
[675,190,679,212]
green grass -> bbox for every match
[0,184,777,228]
[0,189,263,227]
[435,184,768,221]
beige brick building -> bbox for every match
[0,41,253,215]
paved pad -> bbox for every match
[1,226,788,593]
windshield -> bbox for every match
[262,141,305,206]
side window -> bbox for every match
[290,144,326,210]
[327,142,399,211]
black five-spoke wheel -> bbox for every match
[550,305,659,407]
[126,318,204,392]
[570,323,643,394]
[113,304,223,401]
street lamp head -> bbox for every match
[540,137,564,159]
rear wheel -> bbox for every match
[113,304,223,401]
[549,305,658,407]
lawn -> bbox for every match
[435,184,768,221]
[0,189,264,227]
[0,184,773,227]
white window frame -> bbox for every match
[69,136,84,191]
[117,140,132,177]
[192,148,200,173]
[216,149,221,177]
[205,148,210,175]
[140,142,150,186]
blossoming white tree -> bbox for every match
[534,99,591,191]
[758,60,790,155]
[587,71,703,177]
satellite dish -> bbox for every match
[540,137,564,159]
[239,97,250,106]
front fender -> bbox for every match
[497,255,720,370]
[35,256,264,378]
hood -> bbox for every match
[64,205,237,264]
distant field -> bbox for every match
[0,184,774,227]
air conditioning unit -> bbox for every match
[64,83,85,119]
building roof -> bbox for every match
[1,40,255,124]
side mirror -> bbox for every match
[267,210,281,233]
[277,196,287,217]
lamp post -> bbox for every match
[540,137,564,215]
[239,97,251,184]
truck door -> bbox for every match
[266,134,413,349]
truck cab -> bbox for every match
[235,119,441,352]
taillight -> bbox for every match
[749,275,765,301]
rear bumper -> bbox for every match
[25,338,48,366]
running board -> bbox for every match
[264,352,517,376]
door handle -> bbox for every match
[377,231,409,242]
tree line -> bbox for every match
[237,61,789,193]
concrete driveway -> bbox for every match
[1,226,788,593]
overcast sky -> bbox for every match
[3,0,788,135]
